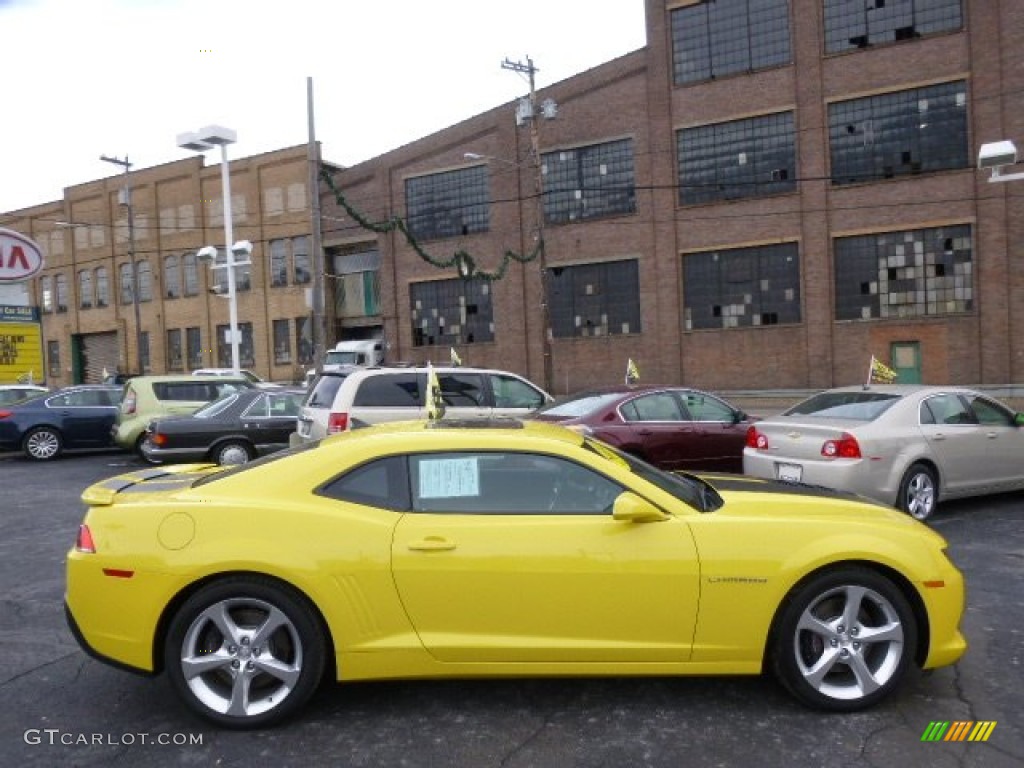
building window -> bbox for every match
[824,0,963,54]
[164,255,181,299]
[186,326,203,369]
[166,328,183,371]
[55,273,68,313]
[119,263,134,305]
[183,253,199,297]
[47,340,60,378]
[549,259,641,338]
[671,0,791,85]
[834,224,972,320]
[78,270,93,309]
[829,80,968,185]
[216,322,255,368]
[137,260,152,302]
[333,247,381,318]
[292,236,310,285]
[683,243,801,330]
[40,276,53,313]
[678,111,796,205]
[405,165,489,240]
[270,239,288,286]
[273,319,291,364]
[140,331,150,372]
[95,267,109,308]
[411,278,494,347]
[295,316,313,365]
[542,138,636,224]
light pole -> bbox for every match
[177,125,242,373]
[978,140,1024,182]
[99,154,143,374]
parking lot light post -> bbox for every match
[177,125,242,373]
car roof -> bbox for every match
[809,384,979,396]
[127,374,254,384]
[324,417,584,446]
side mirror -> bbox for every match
[612,492,669,523]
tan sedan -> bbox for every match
[742,385,1024,520]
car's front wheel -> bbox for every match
[164,577,326,729]
[23,426,62,461]
[771,567,917,711]
[898,463,937,521]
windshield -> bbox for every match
[537,392,624,418]
[784,391,900,420]
[326,351,361,365]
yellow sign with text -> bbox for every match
[0,323,43,384]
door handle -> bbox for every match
[407,536,456,552]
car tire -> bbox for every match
[23,426,62,461]
[771,566,917,712]
[164,576,326,730]
[214,440,254,466]
[898,463,937,521]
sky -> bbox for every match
[0,0,648,214]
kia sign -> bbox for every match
[0,228,45,283]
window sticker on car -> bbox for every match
[419,457,480,498]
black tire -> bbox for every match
[213,440,254,466]
[771,567,917,712]
[164,576,326,729]
[23,426,62,461]
[897,463,937,521]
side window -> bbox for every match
[318,456,410,510]
[921,394,974,425]
[624,393,684,422]
[966,395,1014,427]
[352,374,421,406]
[410,452,623,514]
[438,373,485,406]
[242,395,271,419]
[683,392,735,422]
[489,374,546,409]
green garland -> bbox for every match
[321,168,542,281]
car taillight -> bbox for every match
[151,432,167,447]
[123,390,137,415]
[822,432,861,459]
[76,524,96,554]
[0,410,11,420]
[328,412,349,433]
[745,425,769,450]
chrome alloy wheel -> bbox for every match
[902,468,936,521]
[179,597,303,718]
[24,428,61,460]
[793,583,904,702]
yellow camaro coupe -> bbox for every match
[65,419,966,729]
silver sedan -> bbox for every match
[742,385,1024,520]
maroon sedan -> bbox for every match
[531,386,757,473]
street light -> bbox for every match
[978,140,1024,182]
[176,124,243,373]
[99,154,143,375]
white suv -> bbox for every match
[294,366,552,443]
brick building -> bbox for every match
[323,0,1023,394]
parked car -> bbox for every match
[743,384,1024,520]
[0,384,48,405]
[294,366,552,444]
[0,384,123,460]
[66,418,966,729]
[112,375,258,456]
[140,387,307,466]
[531,386,756,473]
[191,368,267,385]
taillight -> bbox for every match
[328,412,349,433]
[123,390,137,415]
[76,524,96,554]
[822,432,861,459]
[0,410,12,420]
[151,432,167,447]
[746,425,769,450]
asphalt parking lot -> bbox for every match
[0,451,1021,767]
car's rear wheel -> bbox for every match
[164,576,326,729]
[23,427,62,461]
[213,440,254,466]
[898,463,937,521]
[771,567,917,711]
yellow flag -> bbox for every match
[625,358,639,385]
[450,347,462,367]
[869,356,898,384]
[425,363,445,421]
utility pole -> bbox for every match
[502,55,554,394]
[308,76,327,375]
[100,154,143,375]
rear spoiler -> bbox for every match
[81,465,214,506]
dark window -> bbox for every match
[293,236,310,285]
[95,268,109,308]
[437,373,486,407]
[834,224,972,320]
[270,239,288,287]
[621,393,685,422]
[137,261,152,302]
[411,277,494,346]
[353,373,422,407]
[318,456,411,511]
[139,331,150,372]
[295,316,313,365]
[216,322,255,368]
[406,165,489,240]
[55,273,68,313]
[683,242,801,330]
[40,276,53,313]
[273,319,291,365]
[824,0,962,54]
[166,329,183,371]
[183,253,199,297]
[671,0,791,85]
[186,326,202,369]
[164,255,181,299]
[829,81,968,185]
[549,260,641,339]
[679,111,796,204]
[119,263,134,305]
[78,270,92,309]
[542,139,636,224]
[489,374,548,409]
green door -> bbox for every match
[891,342,921,384]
